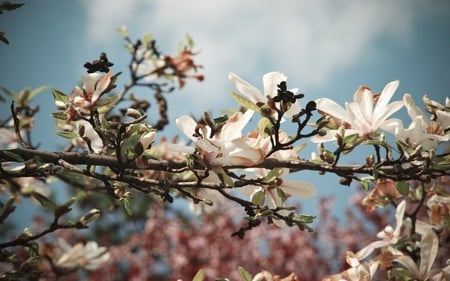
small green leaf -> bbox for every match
[238,266,252,281]
[396,181,409,196]
[116,26,129,38]
[294,142,307,153]
[276,188,288,203]
[185,33,195,49]
[229,90,261,113]
[56,131,77,139]
[52,111,68,120]
[2,150,24,162]
[360,180,371,191]
[52,89,69,104]
[27,85,48,101]
[192,268,205,281]
[142,33,153,46]
[252,190,265,206]
[123,198,133,215]
[264,168,282,183]
[31,192,57,211]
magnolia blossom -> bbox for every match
[63,71,112,120]
[241,168,316,228]
[352,200,406,261]
[54,239,110,271]
[242,168,316,208]
[229,71,301,119]
[323,257,380,281]
[176,111,265,166]
[188,172,227,215]
[312,80,404,142]
[383,93,450,151]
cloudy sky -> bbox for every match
[1,1,450,218]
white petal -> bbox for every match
[281,180,316,198]
[262,71,287,98]
[373,80,399,118]
[228,72,264,103]
[176,115,199,142]
[315,98,349,122]
[419,232,439,277]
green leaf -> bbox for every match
[2,150,24,162]
[142,33,153,46]
[185,33,195,49]
[52,89,69,104]
[123,198,133,215]
[238,266,253,281]
[31,192,57,211]
[264,168,282,183]
[229,90,261,113]
[360,179,371,192]
[294,142,307,153]
[396,181,409,196]
[276,188,288,203]
[192,269,205,281]
[56,131,77,139]
[116,26,128,38]
[252,190,265,206]
[27,85,48,101]
[52,111,68,120]
[258,117,274,137]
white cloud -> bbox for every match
[81,0,415,113]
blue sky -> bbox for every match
[1,1,450,224]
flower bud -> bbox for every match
[79,209,101,225]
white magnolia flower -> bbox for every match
[324,255,380,281]
[353,200,406,261]
[55,239,110,271]
[229,71,301,119]
[176,111,265,166]
[241,168,316,227]
[69,71,112,114]
[393,220,440,280]
[188,172,226,215]
[383,93,450,151]
[312,80,404,142]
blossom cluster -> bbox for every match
[1,29,450,281]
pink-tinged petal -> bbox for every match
[228,72,264,103]
[394,255,419,277]
[355,240,388,260]
[139,131,156,149]
[262,71,287,98]
[176,115,199,142]
[220,111,251,141]
[393,200,406,238]
[374,100,404,127]
[281,180,316,198]
[419,232,439,277]
[267,188,282,209]
[354,86,374,122]
[373,80,399,118]
[196,138,219,154]
[347,102,371,135]
[380,118,404,136]
[165,142,195,154]
[315,98,349,121]
[403,93,424,120]
[92,71,112,103]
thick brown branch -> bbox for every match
[0,148,441,182]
